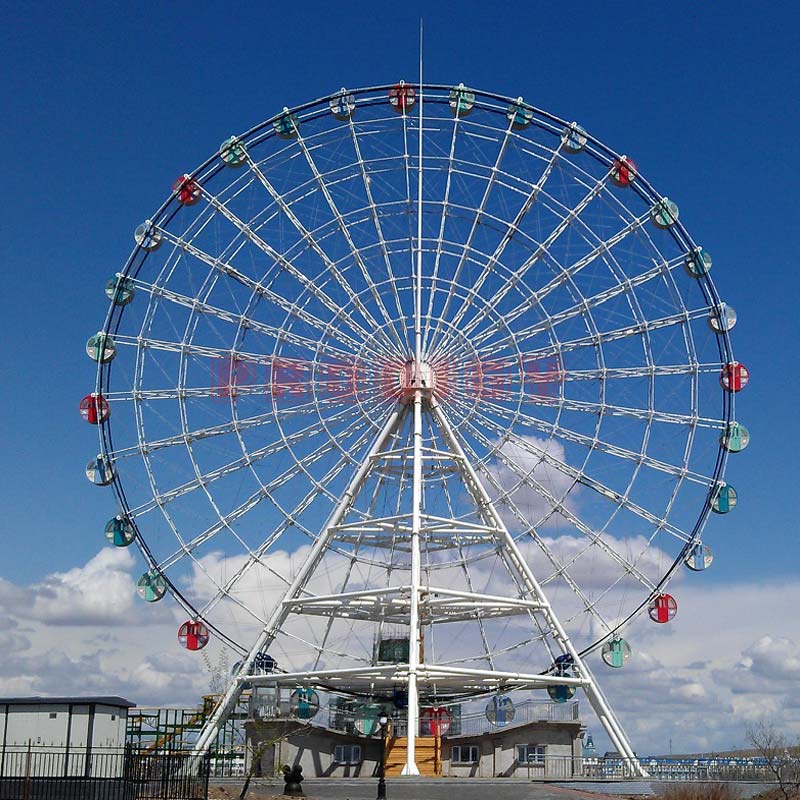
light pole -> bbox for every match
[377,713,389,799]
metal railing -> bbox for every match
[0,744,210,799]
[566,755,777,782]
[324,698,579,738]
[456,699,580,735]
[638,756,776,782]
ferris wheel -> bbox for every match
[83,82,746,773]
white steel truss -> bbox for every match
[87,81,747,788]
[192,395,647,776]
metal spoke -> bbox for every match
[196,183,398,359]
[130,276,358,362]
[194,416,381,620]
[455,400,692,546]
[348,118,410,353]
[422,109,461,357]
[113,334,346,374]
[508,393,724,430]
[129,403,365,516]
[153,226,377,358]
[437,141,565,345]
[473,309,710,365]
[478,397,711,485]
[291,129,408,354]
[464,253,686,356]
[437,186,648,358]
[104,403,317,461]
[432,164,617,355]
[450,407,664,588]
[425,115,516,354]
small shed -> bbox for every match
[0,696,135,751]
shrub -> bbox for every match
[659,783,739,800]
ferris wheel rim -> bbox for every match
[90,81,740,667]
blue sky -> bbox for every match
[1,0,793,584]
[0,0,797,753]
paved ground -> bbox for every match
[210,778,775,800]
[210,778,633,799]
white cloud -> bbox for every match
[28,548,137,625]
[489,435,578,527]
[586,580,800,755]
[741,636,800,680]
[0,548,212,706]
[2,545,800,762]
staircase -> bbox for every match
[384,736,441,776]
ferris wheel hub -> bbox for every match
[399,359,435,402]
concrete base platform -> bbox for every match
[212,777,629,800]
[210,777,777,800]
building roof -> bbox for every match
[0,696,136,708]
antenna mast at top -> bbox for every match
[414,18,424,375]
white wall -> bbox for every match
[92,705,128,748]
[3,703,71,747]
[1,702,129,749]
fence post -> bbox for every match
[122,743,133,800]
[161,749,169,800]
[23,739,31,800]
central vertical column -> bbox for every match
[403,39,425,775]
[402,386,423,775]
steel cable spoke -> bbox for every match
[153,226,377,357]
[450,406,664,588]
[292,129,408,355]
[195,417,380,619]
[348,119,410,354]
[459,401,692,546]
[425,114,516,353]
[437,142,566,345]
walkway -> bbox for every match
[219,778,631,800]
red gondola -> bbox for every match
[79,394,110,424]
[421,706,451,736]
[389,82,416,114]
[610,157,637,187]
[648,593,677,623]
[720,362,749,393]
[172,175,202,206]
[178,620,210,651]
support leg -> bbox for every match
[193,407,404,756]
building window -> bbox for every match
[111,715,116,721]
[451,745,479,764]
[49,712,57,719]
[517,744,546,764]
[334,745,362,764]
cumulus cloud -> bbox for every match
[0,548,213,707]
[27,548,137,625]
[587,581,800,755]
[488,435,578,527]
[2,543,800,761]
[741,636,800,681]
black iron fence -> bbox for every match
[0,745,209,800]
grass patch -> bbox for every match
[657,784,740,800]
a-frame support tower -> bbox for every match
[193,380,645,777]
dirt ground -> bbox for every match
[208,786,284,800]
[207,781,799,800]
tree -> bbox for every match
[237,719,314,799]
[746,718,800,800]
[237,739,270,800]
[202,648,231,695]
